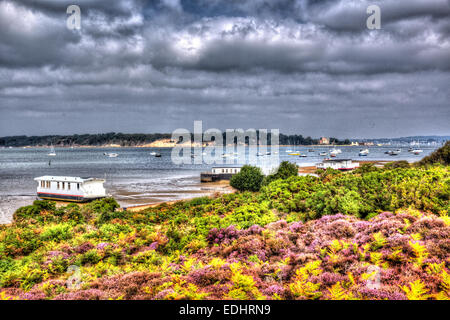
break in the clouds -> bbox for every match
[0,0,449,138]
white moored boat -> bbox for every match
[359,149,369,156]
[330,148,342,154]
[34,176,106,202]
[48,145,56,156]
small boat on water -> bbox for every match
[387,149,401,156]
[319,152,327,156]
[331,148,342,154]
[288,153,300,156]
[107,153,118,158]
[48,145,56,157]
[359,149,369,156]
[154,153,162,158]
[34,176,106,202]
[308,149,315,152]
[150,152,157,156]
[412,149,423,155]
[299,154,307,158]
[286,150,293,153]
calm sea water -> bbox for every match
[0,145,440,223]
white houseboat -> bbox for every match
[200,166,242,182]
[34,176,106,202]
[316,159,359,171]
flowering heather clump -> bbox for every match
[207,226,240,245]
[0,165,449,300]
[73,242,94,254]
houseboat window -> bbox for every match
[57,182,60,189]
[62,182,65,190]
[222,169,224,173]
[77,183,80,190]
[68,183,71,190]
[46,181,50,188]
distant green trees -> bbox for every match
[0,132,352,147]
[230,165,265,192]
[0,133,172,147]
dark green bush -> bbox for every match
[263,161,298,185]
[418,141,450,166]
[230,165,265,192]
[384,161,410,169]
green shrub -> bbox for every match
[78,249,101,265]
[40,224,73,242]
[230,165,265,192]
[384,161,410,169]
[418,141,450,166]
[264,161,298,185]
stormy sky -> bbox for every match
[0,0,449,138]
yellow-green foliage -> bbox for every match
[327,281,355,300]
[228,266,264,300]
[409,241,429,267]
[289,261,323,299]
[371,232,387,250]
[401,279,430,300]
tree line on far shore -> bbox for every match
[0,132,350,147]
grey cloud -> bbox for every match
[0,0,449,138]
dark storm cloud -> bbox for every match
[0,0,449,138]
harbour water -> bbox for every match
[0,145,439,223]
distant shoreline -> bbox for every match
[3,144,412,149]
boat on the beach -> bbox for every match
[201,166,242,182]
[34,176,106,202]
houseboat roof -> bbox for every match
[323,159,353,162]
[212,165,243,169]
[34,176,105,183]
